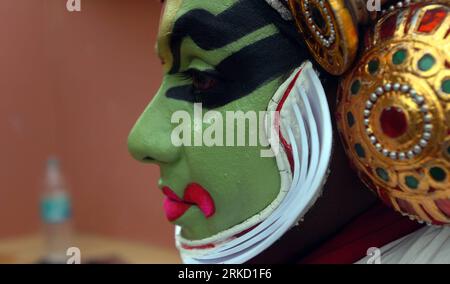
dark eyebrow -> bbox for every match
[168,0,284,74]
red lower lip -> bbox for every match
[163,197,192,222]
[162,183,215,222]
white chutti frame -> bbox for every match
[176,61,333,264]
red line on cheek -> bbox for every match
[275,69,302,173]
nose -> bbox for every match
[128,94,181,164]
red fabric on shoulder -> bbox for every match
[299,202,424,264]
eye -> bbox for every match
[171,69,225,108]
[191,71,218,92]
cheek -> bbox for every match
[228,77,286,112]
[182,144,279,198]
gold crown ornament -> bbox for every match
[336,1,450,225]
[287,0,392,75]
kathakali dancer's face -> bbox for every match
[128,0,305,240]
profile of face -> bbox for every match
[128,0,306,241]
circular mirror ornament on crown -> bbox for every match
[336,1,450,225]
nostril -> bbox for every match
[142,156,156,163]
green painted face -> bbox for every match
[128,0,305,240]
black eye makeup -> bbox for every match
[171,68,226,108]
[166,30,307,109]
